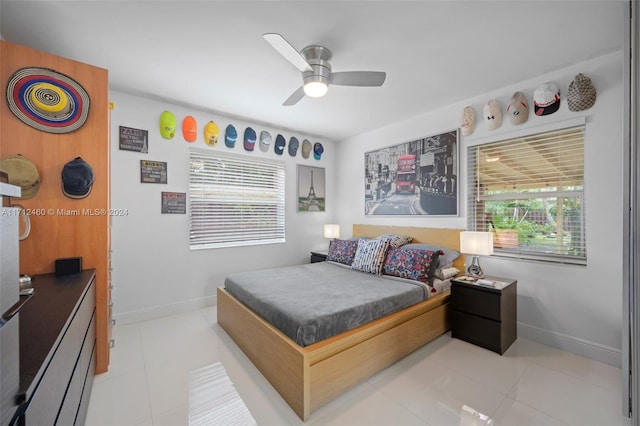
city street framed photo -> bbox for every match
[364,129,458,216]
[297,165,325,212]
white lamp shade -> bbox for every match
[323,224,340,239]
[460,231,494,256]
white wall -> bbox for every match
[335,50,624,366]
[109,91,336,323]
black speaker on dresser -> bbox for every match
[54,257,82,276]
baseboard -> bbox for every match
[113,295,217,326]
[518,322,622,367]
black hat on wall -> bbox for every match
[62,157,94,199]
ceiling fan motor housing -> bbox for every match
[301,45,332,86]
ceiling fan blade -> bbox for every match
[283,86,306,106]
[330,71,386,87]
[263,33,313,73]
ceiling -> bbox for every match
[0,1,624,142]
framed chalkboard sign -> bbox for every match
[161,192,186,214]
[140,160,167,184]
[119,126,148,153]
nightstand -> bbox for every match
[310,251,328,263]
[450,276,517,355]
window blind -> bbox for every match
[189,148,285,249]
[467,125,586,264]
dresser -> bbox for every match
[450,276,517,355]
[12,270,96,425]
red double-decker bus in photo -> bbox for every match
[396,154,416,194]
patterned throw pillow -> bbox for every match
[383,248,442,284]
[351,238,391,275]
[326,239,359,265]
[375,234,413,248]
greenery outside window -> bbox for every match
[467,125,585,265]
[189,148,285,249]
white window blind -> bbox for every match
[467,125,586,264]
[189,148,285,249]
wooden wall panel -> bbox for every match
[0,41,110,373]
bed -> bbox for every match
[217,225,464,421]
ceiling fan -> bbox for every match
[263,33,386,106]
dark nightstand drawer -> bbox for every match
[451,310,503,353]
[450,283,501,321]
[310,252,327,263]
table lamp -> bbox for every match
[323,224,340,250]
[323,224,340,240]
[460,231,494,278]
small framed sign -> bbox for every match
[161,192,186,214]
[140,160,167,184]
[119,126,149,153]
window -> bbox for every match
[189,148,285,249]
[467,125,585,264]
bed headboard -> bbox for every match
[352,224,466,272]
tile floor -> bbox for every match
[85,307,631,426]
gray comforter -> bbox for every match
[224,262,429,347]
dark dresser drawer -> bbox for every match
[56,311,95,425]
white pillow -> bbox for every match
[435,266,459,280]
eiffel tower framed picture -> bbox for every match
[297,165,326,212]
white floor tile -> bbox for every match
[309,380,428,426]
[491,397,567,426]
[508,363,627,426]
[88,307,629,426]
[153,403,188,426]
[527,343,622,391]
[138,310,210,342]
[426,337,531,394]
[145,360,192,418]
[231,373,297,426]
[86,369,152,426]
[369,354,506,425]
[94,322,145,383]
[140,317,219,369]
[199,305,217,328]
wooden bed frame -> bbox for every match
[217,225,464,421]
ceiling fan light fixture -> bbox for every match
[264,34,385,105]
[304,81,328,97]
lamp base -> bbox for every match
[467,255,485,278]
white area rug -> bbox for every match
[189,362,256,426]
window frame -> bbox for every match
[466,123,586,265]
[188,148,286,250]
